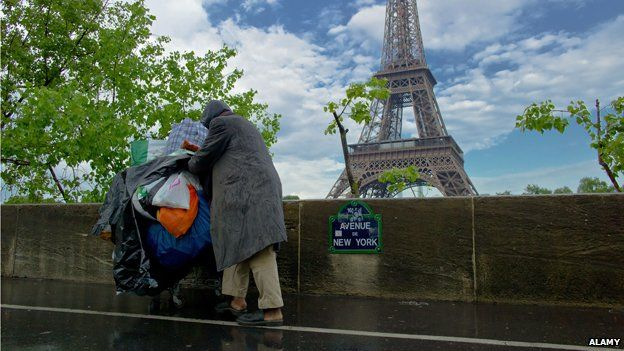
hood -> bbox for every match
[200,100,231,128]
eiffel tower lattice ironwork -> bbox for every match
[327,0,477,198]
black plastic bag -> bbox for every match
[92,154,192,295]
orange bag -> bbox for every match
[157,185,199,238]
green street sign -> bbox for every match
[328,201,383,254]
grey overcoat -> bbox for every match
[188,102,287,271]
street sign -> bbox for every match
[329,201,383,254]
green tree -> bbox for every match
[523,184,552,195]
[324,77,389,197]
[553,186,573,194]
[516,97,623,192]
[577,177,615,193]
[378,166,420,195]
[496,190,512,195]
[1,0,280,203]
[282,195,300,200]
[3,195,59,204]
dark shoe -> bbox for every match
[236,310,283,326]
[215,301,247,317]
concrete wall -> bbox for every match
[2,194,623,307]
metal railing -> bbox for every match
[349,136,464,156]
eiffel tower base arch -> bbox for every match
[327,137,477,198]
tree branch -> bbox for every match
[1,157,31,166]
[2,95,26,125]
[47,164,69,202]
[599,160,621,192]
[337,97,352,119]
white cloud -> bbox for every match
[329,0,532,52]
[274,157,344,198]
[328,5,385,51]
[241,0,279,13]
[419,0,528,51]
[145,0,208,39]
[439,16,624,151]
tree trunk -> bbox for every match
[596,99,621,192]
[333,112,359,197]
[600,161,622,192]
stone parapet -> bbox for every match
[2,194,622,306]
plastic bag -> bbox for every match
[146,191,212,271]
[152,173,190,209]
[151,171,203,209]
[157,185,199,238]
[132,178,167,221]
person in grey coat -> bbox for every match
[188,100,287,326]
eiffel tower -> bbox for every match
[327,0,477,198]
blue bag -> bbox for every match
[146,191,211,270]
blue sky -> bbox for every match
[145,0,624,197]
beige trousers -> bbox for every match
[222,245,284,309]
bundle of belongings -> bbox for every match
[130,118,208,166]
[91,118,214,296]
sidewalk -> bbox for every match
[2,278,623,350]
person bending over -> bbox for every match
[188,100,287,326]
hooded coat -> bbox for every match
[188,101,287,271]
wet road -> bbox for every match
[1,278,623,350]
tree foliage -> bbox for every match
[516,97,623,192]
[324,77,389,197]
[378,166,420,194]
[3,194,59,204]
[518,178,614,195]
[1,0,280,203]
[523,184,552,195]
[324,77,389,136]
[577,177,614,193]
[553,186,573,194]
